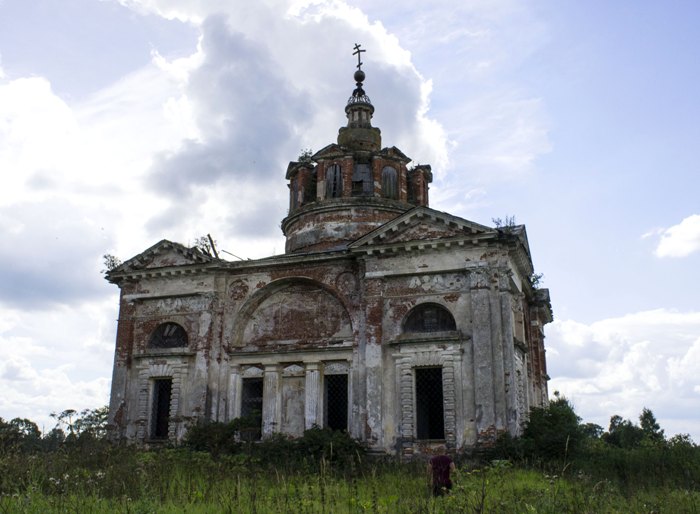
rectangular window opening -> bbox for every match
[241,377,263,441]
[352,164,372,196]
[151,378,172,440]
[325,374,348,431]
[415,367,445,440]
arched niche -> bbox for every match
[233,278,353,347]
[403,303,456,333]
[148,322,188,349]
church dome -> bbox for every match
[281,45,433,253]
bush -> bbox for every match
[183,420,365,471]
[184,420,241,456]
[296,426,365,465]
[521,395,583,462]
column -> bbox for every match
[228,366,242,421]
[304,363,321,429]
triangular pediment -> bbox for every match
[109,240,214,276]
[286,160,315,179]
[349,207,495,248]
[378,146,411,163]
[311,144,346,160]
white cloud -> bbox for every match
[0,299,116,431]
[546,309,700,440]
[0,0,454,428]
[654,214,700,258]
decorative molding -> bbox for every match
[242,365,264,378]
[323,361,349,375]
[282,363,305,377]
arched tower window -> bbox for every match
[326,164,343,198]
[381,166,398,199]
[404,304,456,333]
[148,323,188,349]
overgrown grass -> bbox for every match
[1,444,699,513]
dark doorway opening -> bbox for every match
[325,374,348,431]
[415,367,444,439]
[151,378,172,439]
[241,377,263,440]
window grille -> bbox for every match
[415,367,444,439]
[148,323,188,349]
[241,378,263,440]
[404,304,456,333]
[325,374,348,431]
[151,378,172,439]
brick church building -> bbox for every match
[106,51,552,455]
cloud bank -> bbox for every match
[547,309,700,439]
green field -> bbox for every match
[2,402,699,513]
[1,446,699,513]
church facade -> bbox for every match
[106,57,552,455]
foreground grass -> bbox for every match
[1,448,699,513]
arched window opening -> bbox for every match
[148,323,188,349]
[404,304,456,333]
[326,164,343,198]
[382,166,398,199]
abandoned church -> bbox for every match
[106,50,552,456]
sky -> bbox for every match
[0,0,698,440]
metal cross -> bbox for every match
[353,43,365,70]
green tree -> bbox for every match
[639,407,665,444]
[73,406,109,439]
[581,422,604,439]
[102,254,122,272]
[603,414,644,448]
[51,409,78,438]
[50,407,109,442]
[521,393,583,460]
[0,417,42,453]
